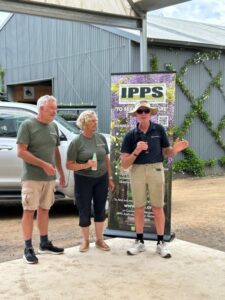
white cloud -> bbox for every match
[148,0,225,26]
[0,12,10,26]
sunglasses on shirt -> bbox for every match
[136,109,151,114]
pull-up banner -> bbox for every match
[104,72,176,241]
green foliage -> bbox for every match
[173,148,205,177]
[150,54,159,72]
[163,50,225,175]
[205,159,217,167]
[217,116,225,131]
[218,156,225,167]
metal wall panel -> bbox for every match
[16,14,30,70]
[5,16,17,72]
[0,14,129,133]
[1,13,225,175]
[0,27,6,70]
[148,46,225,174]
[130,41,140,72]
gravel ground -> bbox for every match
[0,175,224,263]
[171,175,225,252]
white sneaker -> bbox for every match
[127,240,146,255]
[156,241,172,258]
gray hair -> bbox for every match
[37,95,57,112]
[76,110,98,130]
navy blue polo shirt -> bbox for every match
[121,122,170,164]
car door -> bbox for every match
[0,107,35,191]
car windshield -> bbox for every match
[55,115,80,134]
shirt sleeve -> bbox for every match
[160,125,170,148]
[67,138,79,162]
[16,120,30,145]
[53,123,60,147]
[121,131,133,154]
[99,134,109,155]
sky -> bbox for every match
[148,0,225,26]
[0,0,225,27]
[0,12,9,26]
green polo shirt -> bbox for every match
[67,133,109,178]
[17,118,60,181]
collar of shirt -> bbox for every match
[134,121,157,135]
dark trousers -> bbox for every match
[74,173,108,227]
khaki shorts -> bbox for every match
[21,180,56,210]
[129,162,165,208]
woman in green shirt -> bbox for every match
[67,110,114,252]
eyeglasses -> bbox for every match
[136,109,150,114]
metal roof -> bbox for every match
[0,0,190,29]
[102,15,225,49]
[147,15,225,49]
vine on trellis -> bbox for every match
[150,50,225,176]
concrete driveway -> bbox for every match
[0,238,225,300]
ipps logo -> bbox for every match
[119,83,166,104]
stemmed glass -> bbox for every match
[140,133,149,154]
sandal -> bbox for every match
[79,240,89,252]
[95,239,110,251]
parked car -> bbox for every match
[0,101,110,202]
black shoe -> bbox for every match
[38,241,64,255]
[23,247,38,264]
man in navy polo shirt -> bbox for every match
[121,101,188,258]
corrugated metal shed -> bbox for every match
[0,14,131,133]
[1,13,225,175]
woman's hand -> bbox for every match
[109,178,115,192]
[87,159,97,169]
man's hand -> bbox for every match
[173,138,189,154]
[163,138,189,157]
[42,162,56,176]
[135,141,148,155]
[59,174,65,188]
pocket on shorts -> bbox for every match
[50,182,56,207]
[21,188,34,207]
[154,166,165,184]
[44,181,56,209]
[51,185,55,206]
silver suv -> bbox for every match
[0,101,110,201]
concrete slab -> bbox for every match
[0,238,225,300]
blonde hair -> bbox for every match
[76,110,98,130]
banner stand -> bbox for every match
[105,72,177,242]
